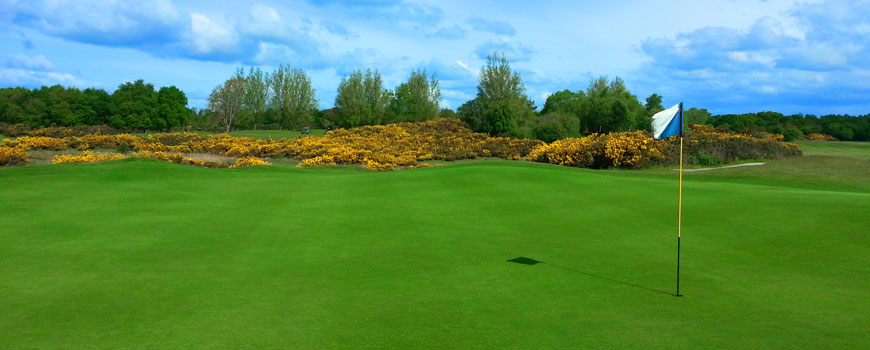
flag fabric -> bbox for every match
[651,103,683,140]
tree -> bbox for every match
[387,69,441,123]
[534,113,579,142]
[684,107,711,125]
[578,76,645,134]
[75,88,112,126]
[541,89,584,117]
[461,52,535,137]
[644,93,663,114]
[334,69,391,127]
[244,67,269,130]
[209,76,246,132]
[269,65,318,129]
[157,86,189,129]
[111,80,158,130]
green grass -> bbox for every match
[796,141,870,160]
[1,147,868,349]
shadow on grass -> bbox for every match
[507,256,671,296]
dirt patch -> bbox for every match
[184,152,237,165]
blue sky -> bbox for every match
[1,0,868,115]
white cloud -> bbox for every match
[0,68,84,87]
[10,0,182,46]
[2,54,53,70]
[188,13,237,54]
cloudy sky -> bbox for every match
[1,0,868,115]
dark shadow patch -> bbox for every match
[507,256,541,265]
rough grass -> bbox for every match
[796,141,870,160]
[0,144,867,349]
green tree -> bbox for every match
[157,86,189,129]
[534,113,579,142]
[269,65,318,129]
[111,80,158,130]
[684,107,711,125]
[644,93,663,114]
[335,69,391,127]
[579,77,645,133]
[209,76,247,132]
[461,52,535,137]
[387,69,441,123]
[75,88,112,126]
[244,67,269,130]
[541,90,584,117]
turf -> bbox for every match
[795,141,870,160]
[1,148,868,349]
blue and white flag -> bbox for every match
[651,103,683,140]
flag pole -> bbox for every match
[675,102,683,297]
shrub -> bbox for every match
[52,151,127,164]
[0,146,30,166]
[695,152,720,167]
[533,113,579,142]
[806,133,838,141]
[230,156,272,168]
[1,136,69,151]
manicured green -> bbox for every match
[1,147,867,349]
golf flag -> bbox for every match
[651,103,683,140]
[650,102,686,296]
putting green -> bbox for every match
[1,155,867,349]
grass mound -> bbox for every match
[1,147,867,349]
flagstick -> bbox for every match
[675,135,683,297]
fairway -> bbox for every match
[1,154,868,348]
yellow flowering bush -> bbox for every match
[230,156,272,168]
[528,125,800,169]
[526,132,666,169]
[52,151,127,164]
[0,146,30,166]
[2,136,69,150]
[806,133,838,141]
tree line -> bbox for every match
[2,52,868,141]
[206,65,441,132]
[0,80,189,130]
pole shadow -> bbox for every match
[507,256,671,296]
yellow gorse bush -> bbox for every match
[52,151,127,164]
[0,146,30,166]
[526,132,667,169]
[0,119,800,170]
[2,136,70,151]
[807,133,838,141]
[230,156,272,168]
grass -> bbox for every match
[0,145,868,349]
[795,141,870,160]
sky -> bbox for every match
[1,0,868,115]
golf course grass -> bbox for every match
[795,141,870,160]
[1,143,867,349]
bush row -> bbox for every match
[2,119,801,171]
[526,124,802,169]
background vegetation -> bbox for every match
[1,51,867,141]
